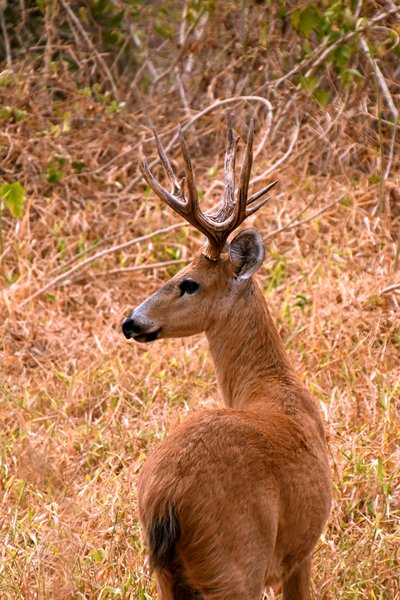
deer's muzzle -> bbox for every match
[122,316,161,343]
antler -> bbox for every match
[140,116,278,261]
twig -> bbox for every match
[48,234,121,276]
[0,6,12,69]
[360,35,398,181]
[150,10,206,89]
[164,97,273,150]
[124,23,170,106]
[353,0,363,20]
[90,259,190,278]
[380,283,400,294]
[128,23,158,80]
[19,224,184,307]
[384,112,397,181]
[72,143,141,178]
[179,2,188,47]
[394,233,400,272]
[360,36,398,122]
[250,109,299,186]
[264,194,347,241]
[59,0,119,100]
[175,67,193,130]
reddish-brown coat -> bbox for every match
[128,247,331,599]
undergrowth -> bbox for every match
[0,1,399,598]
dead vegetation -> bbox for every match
[0,1,399,598]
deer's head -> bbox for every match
[122,117,277,343]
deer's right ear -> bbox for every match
[229,228,264,279]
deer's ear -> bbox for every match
[229,228,264,279]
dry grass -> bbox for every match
[1,3,400,598]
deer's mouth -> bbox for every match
[133,328,162,343]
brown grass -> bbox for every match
[1,3,400,598]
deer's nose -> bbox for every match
[122,317,141,339]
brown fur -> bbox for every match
[128,244,331,599]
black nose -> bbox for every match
[122,317,139,339]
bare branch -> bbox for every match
[93,259,190,278]
[264,194,347,242]
[250,112,299,186]
[380,283,400,294]
[18,224,185,307]
[0,6,12,69]
[59,0,119,99]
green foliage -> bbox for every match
[291,4,322,39]
[0,181,25,218]
[0,0,394,115]
[46,156,66,184]
[290,1,369,104]
[72,160,87,173]
[0,106,28,123]
[92,547,106,563]
[0,70,15,87]
[294,294,311,312]
[291,1,356,41]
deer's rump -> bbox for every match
[137,408,331,597]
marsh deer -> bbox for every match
[122,119,331,599]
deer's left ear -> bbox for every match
[229,228,265,279]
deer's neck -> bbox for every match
[206,279,313,417]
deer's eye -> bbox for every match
[179,279,200,296]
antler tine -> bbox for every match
[229,117,254,230]
[152,129,182,198]
[140,157,184,215]
[222,113,240,220]
[238,118,254,207]
[246,195,273,216]
[247,180,278,206]
[178,126,200,216]
[141,129,221,252]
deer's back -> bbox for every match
[138,406,331,587]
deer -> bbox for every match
[122,117,332,600]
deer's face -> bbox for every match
[122,229,264,343]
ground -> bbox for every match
[0,2,399,598]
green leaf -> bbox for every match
[46,165,64,184]
[0,70,15,87]
[105,99,121,114]
[292,5,322,38]
[291,9,301,30]
[46,168,63,183]
[35,0,46,13]
[299,75,318,93]
[0,106,13,121]
[92,547,106,563]
[341,68,365,86]
[330,43,353,71]
[50,124,61,137]
[13,109,28,122]
[294,294,311,309]
[72,160,87,173]
[313,89,330,107]
[0,181,25,218]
